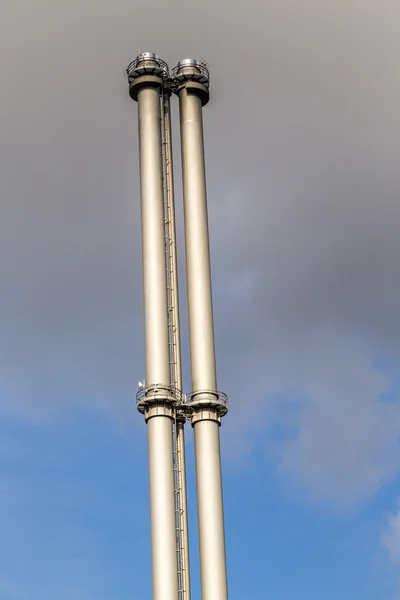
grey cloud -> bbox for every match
[1,0,400,501]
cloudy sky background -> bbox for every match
[1,0,400,598]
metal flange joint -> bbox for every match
[136,384,181,422]
[184,390,228,425]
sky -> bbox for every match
[1,0,400,598]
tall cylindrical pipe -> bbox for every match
[174,60,229,600]
[147,414,179,600]
[138,85,171,385]
[194,419,227,600]
[179,89,217,392]
[128,54,179,600]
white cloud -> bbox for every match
[276,333,400,503]
[383,507,400,566]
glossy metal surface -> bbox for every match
[147,414,179,600]
[178,85,229,600]
[127,52,169,82]
[137,85,170,387]
[172,59,210,87]
[194,420,228,600]
[137,83,179,600]
[179,89,216,393]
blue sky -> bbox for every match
[1,406,400,599]
[1,0,400,598]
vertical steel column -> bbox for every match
[128,55,179,600]
[137,85,170,386]
[174,61,229,600]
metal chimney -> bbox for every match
[127,53,179,600]
[172,58,229,600]
[126,52,228,600]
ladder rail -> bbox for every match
[175,418,190,600]
[161,90,191,600]
[162,91,181,391]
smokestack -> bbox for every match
[127,53,179,600]
[126,52,228,600]
[172,59,229,600]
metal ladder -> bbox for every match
[160,90,191,600]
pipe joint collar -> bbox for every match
[175,80,210,106]
[143,402,174,422]
[185,390,228,425]
[136,384,181,420]
[128,74,164,101]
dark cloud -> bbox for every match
[1,0,400,500]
